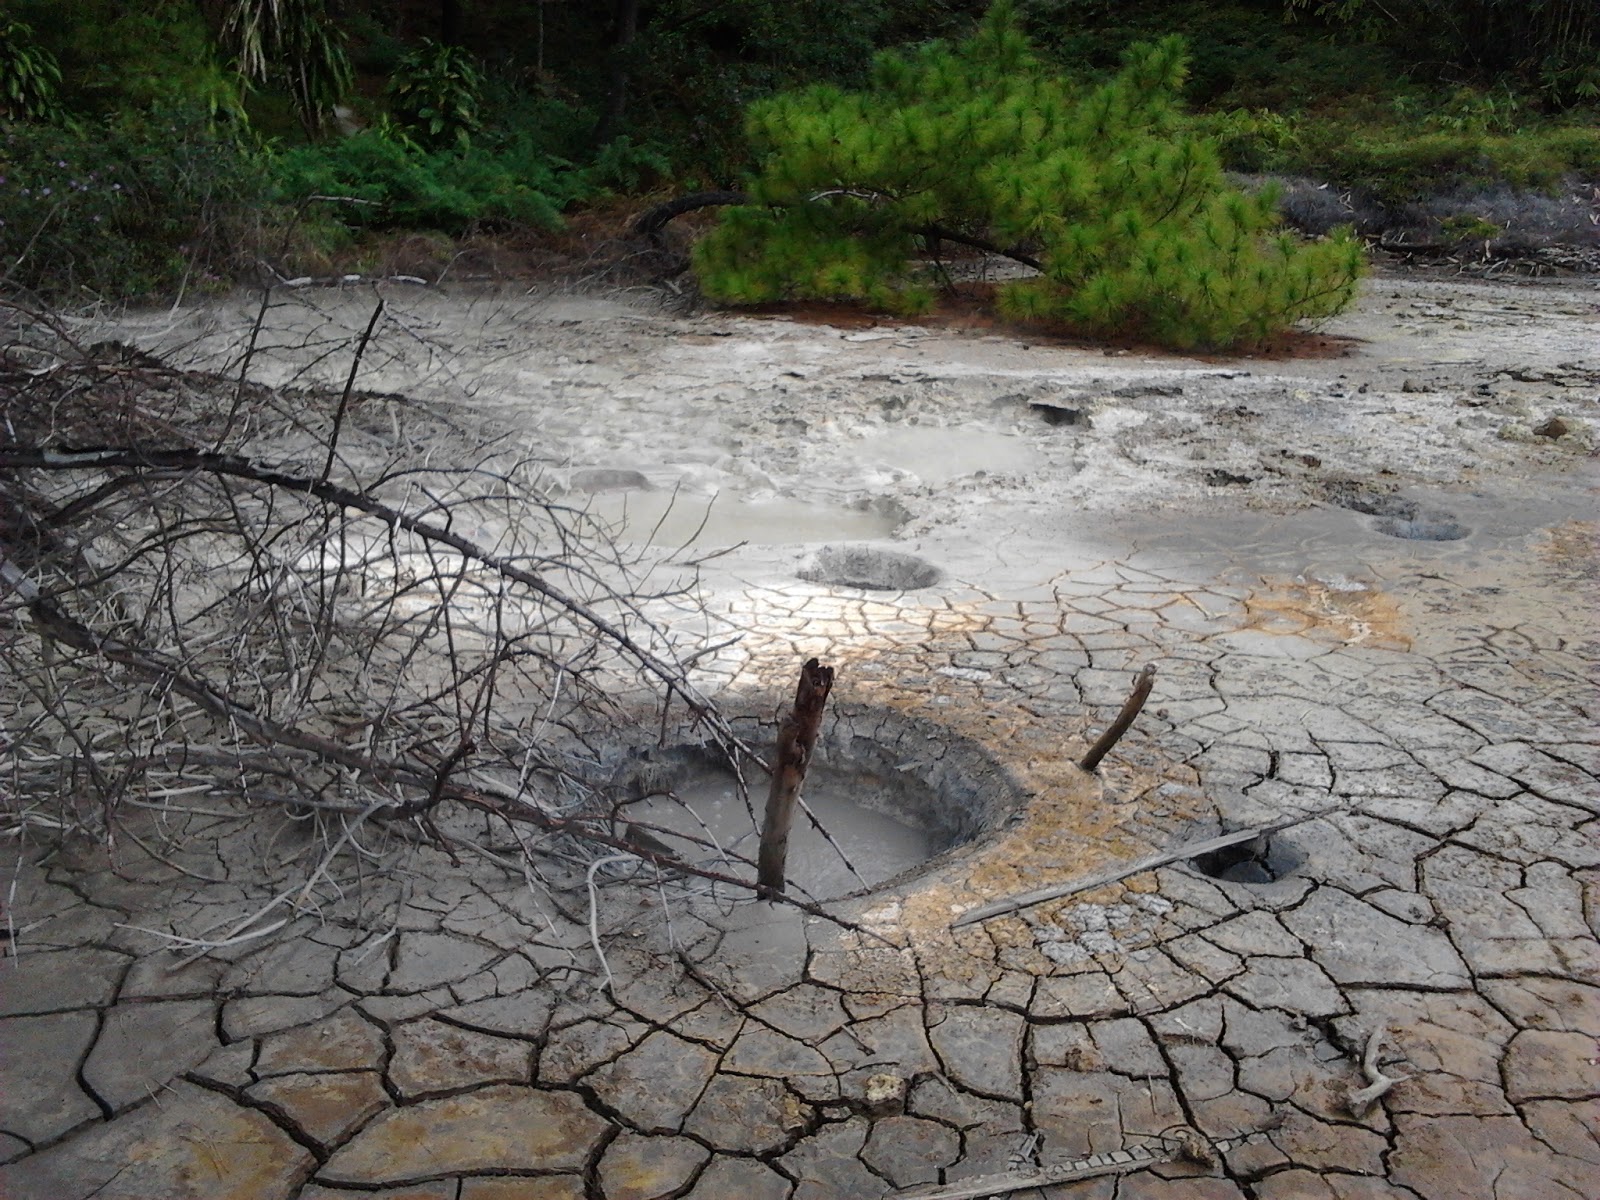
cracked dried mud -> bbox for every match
[3,267,1597,1199]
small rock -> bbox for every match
[862,1072,908,1116]
[1533,415,1570,439]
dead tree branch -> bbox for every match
[1079,663,1157,772]
[0,295,887,968]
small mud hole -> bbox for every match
[1322,482,1469,542]
[799,544,941,591]
[1372,513,1470,541]
[571,467,651,492]
[1189,832,1305,884]
[609,710,1023,900]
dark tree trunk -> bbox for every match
[440,0,463,45]
[592,0,640,145]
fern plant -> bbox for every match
[694,1,1364,350]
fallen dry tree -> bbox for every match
[0,291,873,963]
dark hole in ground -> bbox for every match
[799,545,942,591]
[1190,833,1305,884]
[1031,401,1089,427]
[1372,513,1470,541]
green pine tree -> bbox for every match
[693,1,1364,351]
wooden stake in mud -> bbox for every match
[1078,663,1156,773]
[757,657,835,897]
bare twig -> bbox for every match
[322,296,386,481]
[0,294,890,972]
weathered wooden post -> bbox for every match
[757,657,835,897]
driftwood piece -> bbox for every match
[757,658,835,895]
[1345,1023,1410,1115]
[950,810,1331,929]
[1079,663,1156,772]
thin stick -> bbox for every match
[4,864,18,959]
[757,657,835,896]
[950,809,1335,929]
[586,852,636,995]
[1079,664,1157,772]
[321,297,385,482]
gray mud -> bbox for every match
[3,270,1597,1199]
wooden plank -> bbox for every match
[950,810,1328,929]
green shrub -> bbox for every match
[387,40,483,151]
[1438,213,1501,243]
[1193,107,1303,172]
[0,107,265,300]
[0,20,62,122]
[1301,119,1600,201]
[583,135,671,193]
[13,1,242,123]
[270,129,585,233]
[694,2,1364,350]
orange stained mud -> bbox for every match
[1239,576,1412,650]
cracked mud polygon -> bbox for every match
[2,267,1597,1199]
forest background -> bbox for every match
[1,0,1596,305]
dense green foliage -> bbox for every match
[1194,98,1600,202]
[0,21,62,123]
[0,0,1592,303]
[1284,0,1598,105]
[1018,1,1600,202]
[270,130,581,233]
[0,110,265,299]
[218,0,352,134]
[387,40,484,151]
[11,1,243,120]
[695,5,1364,349]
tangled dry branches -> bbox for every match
[0,287,858,962]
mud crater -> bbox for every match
[604,707,1025,898]
[798,545,942,591]
[1322,481,1470,541]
